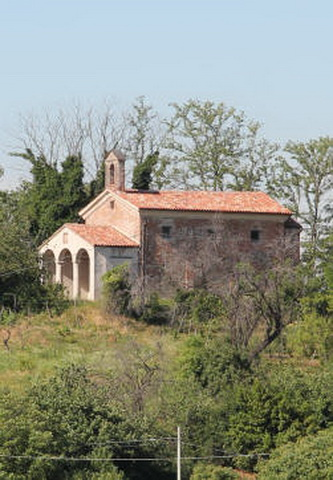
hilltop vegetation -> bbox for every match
[0,299,332,479]
[0,97,332,478]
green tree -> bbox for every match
[131,151,159,190]
[225,365,333,470]
[88,160,105,198]
[12,149,88,243]
[178,335,250,396]
[286,310,333,360]
[221,263,305,361]
[257,427,333,480]
[322,229,333,290]
[0,365,173,480]
[126,96,162,166]
[276,137,333,261]
[157,99,280,191]
[0,192,67,312]
[59,155,87,219]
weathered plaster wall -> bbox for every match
[95,246,139,299]
[84,196,141,242]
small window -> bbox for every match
[251,229,260,242]
[63,232,68,244]
[161,226,172,238]
[110,200,115,209]
[109,164,115,185]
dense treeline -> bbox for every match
[0,334,332,479]
[0,97,332,478]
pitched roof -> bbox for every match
[284,217,302,230]
[116,190,292,215]
[65,224,138,247]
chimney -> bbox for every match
[105,150,126,191]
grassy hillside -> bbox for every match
[0,303,180,392]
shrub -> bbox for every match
[0,364,170,480]
[286,311,333,360]
[39,282,70,315]
[224,364,333,471]
[178,335,250,395]
[139,293,171,325]
[257,427,333,479]
[102,264,131,315]
[190,463,239,479]
[173,289,224,332]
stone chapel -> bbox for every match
[39,151,301,300]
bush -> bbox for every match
[102,264,131,315]
[0,270,69,315]
[224,364,333,471]
[173,289,224,332]
[190,463,239,479]
[38,282,70,315]
[286,311,333,360]
[257,427,333,479]
[0,364,172,480]
[139,293,171,325]
[179,335,250,395]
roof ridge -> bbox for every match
[115,190,291,215]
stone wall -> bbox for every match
[140,211,299,295]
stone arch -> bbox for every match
[76,249,90,299]
[42,249,56,283]
[59,249,73,297]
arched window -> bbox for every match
[109,164,115,185]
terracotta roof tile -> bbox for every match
[116,190,291,215]
[65,224,138,247]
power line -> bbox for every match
[90,437,177,446]
[182,453,270,460]
[0,455,167,463]
[0,452,270,463]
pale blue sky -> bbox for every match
[1,0,333,188]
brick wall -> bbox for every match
[140,211,299,294]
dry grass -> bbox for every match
[236,471,257,479]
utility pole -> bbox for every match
[177,426,181,480]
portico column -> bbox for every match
[73,259,79,299]
[55,260,62,283]
[89,253,95,300]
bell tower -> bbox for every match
[105,150,126,191]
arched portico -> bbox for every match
[39,221,141,301]
[59,249,73,297]
[42,249,56,283]
[76,249,90,299]
[39,243,94,300]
